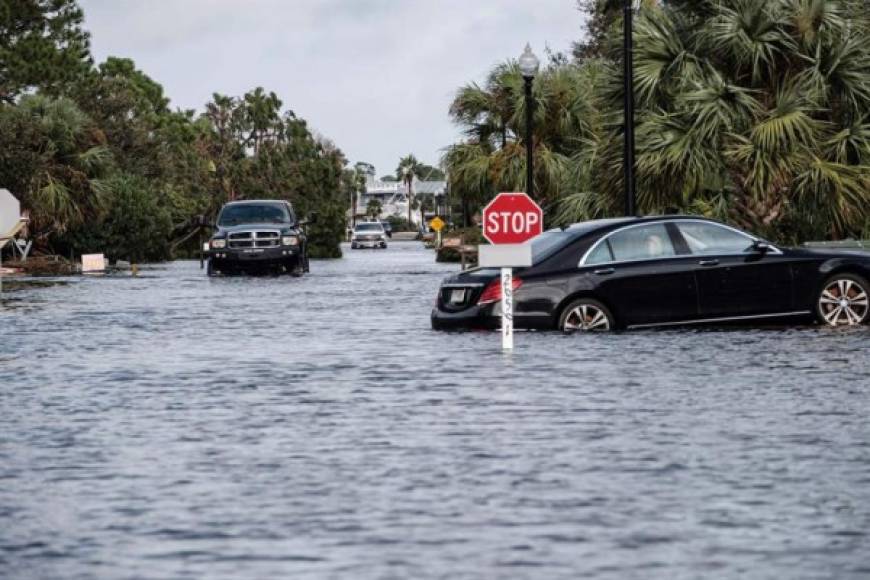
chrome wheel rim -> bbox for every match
[564,304,611,332]
[819,279,869,326]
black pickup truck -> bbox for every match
[206,200,314,276]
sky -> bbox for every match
[79,0,585,178]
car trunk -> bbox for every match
[437,268,499,312]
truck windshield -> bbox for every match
[218,204,290,225]
[355,223,383,232]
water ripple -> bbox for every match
[1,243,869,579]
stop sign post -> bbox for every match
[480,192,544,350]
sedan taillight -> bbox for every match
[477,277,523,305]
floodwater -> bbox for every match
[1,243,869,580]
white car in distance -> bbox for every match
[351,222,388,249]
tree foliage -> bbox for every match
[443,60,599,221]
[0,0,91,102]
[0,95,111,239]
[0,1,353,261]
[447,0,870,242]
[573,0,623,60]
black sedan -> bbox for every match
[431,216,870,331]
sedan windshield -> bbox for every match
[355,223,384,233]
[218,204,290,226]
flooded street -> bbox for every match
[2,242,869,579]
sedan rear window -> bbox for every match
[585,241,614,265]
[531,231,574,262]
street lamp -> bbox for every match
[623,0,637,217]
[519,43,539,200]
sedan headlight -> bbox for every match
[282,235,300,246]
[210,239,226,249]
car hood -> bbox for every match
[216,223,296,235]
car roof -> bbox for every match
[223,199,289,206]
[558,215,724,240]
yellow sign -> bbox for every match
[429,216,446,232]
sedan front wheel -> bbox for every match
[817,274,869,327]
[559,298,615,332]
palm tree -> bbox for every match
[396,154,423,225]
[554,0,870,242]
[0,95,113,242]
[444,60,598,223]
[365,198,382,220]
[450,62,522,149]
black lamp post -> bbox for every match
[623,0,637,217]
[519,44,540,199]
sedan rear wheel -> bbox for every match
[817,274,869,327]
[559,298,614,332]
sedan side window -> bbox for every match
[585,240,614,265]
[607,224,676,262]
[677,222,754,255]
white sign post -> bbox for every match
[481,193,543,350]
[501,268,514,350]
[479,244,532,350]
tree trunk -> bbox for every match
[406,177,413,226]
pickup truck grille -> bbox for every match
[228,230,281,249]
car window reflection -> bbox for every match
[677,222,753,255]
[608,224,676,261]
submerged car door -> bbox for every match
[672,220,793,318]
[581,223,698,326]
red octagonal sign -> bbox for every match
[482,192,543,245]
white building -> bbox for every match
[354,175,446,226]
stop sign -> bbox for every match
[482,192,543,245]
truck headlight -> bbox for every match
[282,236,299,246]
[210,239,226,249]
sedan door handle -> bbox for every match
[698,259,719,267]
[594,268,615,276]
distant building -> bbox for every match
[353,175,446,225]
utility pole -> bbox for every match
[623,0,637,217]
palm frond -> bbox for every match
[791,156,870,236]
[705,0,789,86]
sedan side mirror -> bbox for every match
[750,240,771,254]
